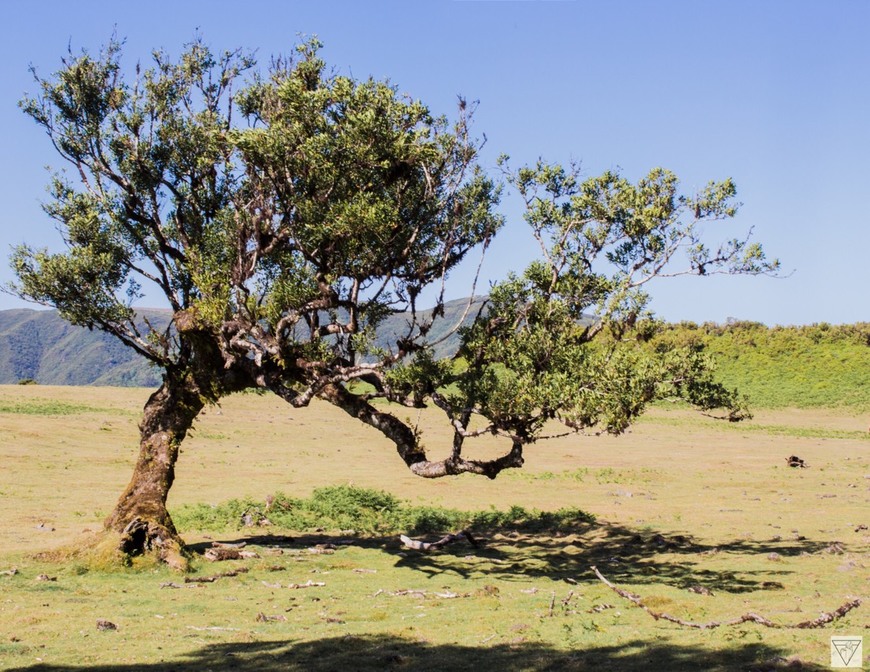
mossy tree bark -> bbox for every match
[103,375,207,569]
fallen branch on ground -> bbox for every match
[203,547,260,561]
[399,529,479,552]
[591,566,861,629]
[793,601,864,629]
[287,580,325,589]
[184,568,249,583]
[373,588,470,599]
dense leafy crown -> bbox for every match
[10,38,779,478]
[12,39,498,365]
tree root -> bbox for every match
[591,565,862,629]
[118,518,189,571]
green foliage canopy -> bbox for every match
[386,159,778,465]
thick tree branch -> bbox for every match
[321,384,524,479]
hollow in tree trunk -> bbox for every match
[103,376,206,570]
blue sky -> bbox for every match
[1,0,867,325]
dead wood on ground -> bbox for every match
[591,565,861,629]
[399,530,479,552]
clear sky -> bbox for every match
[1,0,867,325]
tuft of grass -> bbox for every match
[34,532,135,572]
[171,484,595,536]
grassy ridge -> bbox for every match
[661,321,870,409]
[0,308,164,387]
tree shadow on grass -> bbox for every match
[391,520,839,594]
[185,531,391,556]
[185,516,843,596]
[5,635,827,672]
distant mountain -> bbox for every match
[0,298,486,387]
[373,296,487,361]
[0,308,169,387]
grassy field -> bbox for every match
[0,384,867,671]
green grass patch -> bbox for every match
[0,399,114,416]
[659,322,870,410]
[172,484,595,535]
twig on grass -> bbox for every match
[287,580,326,589]
[591,565,862,629]
[185,626,240,632]
[255,612,287,622]
[390,589,428,598]
[185,568,249,583]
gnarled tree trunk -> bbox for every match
[103,375,206,569]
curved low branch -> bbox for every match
[318,384,524,479]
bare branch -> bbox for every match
[592,566,862,630]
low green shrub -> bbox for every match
[171,484,594,535]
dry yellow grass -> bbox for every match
[2,385,865,553]
[0,384,867,671]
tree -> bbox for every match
[9,38,778,569]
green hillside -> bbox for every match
[658,321,870,410]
